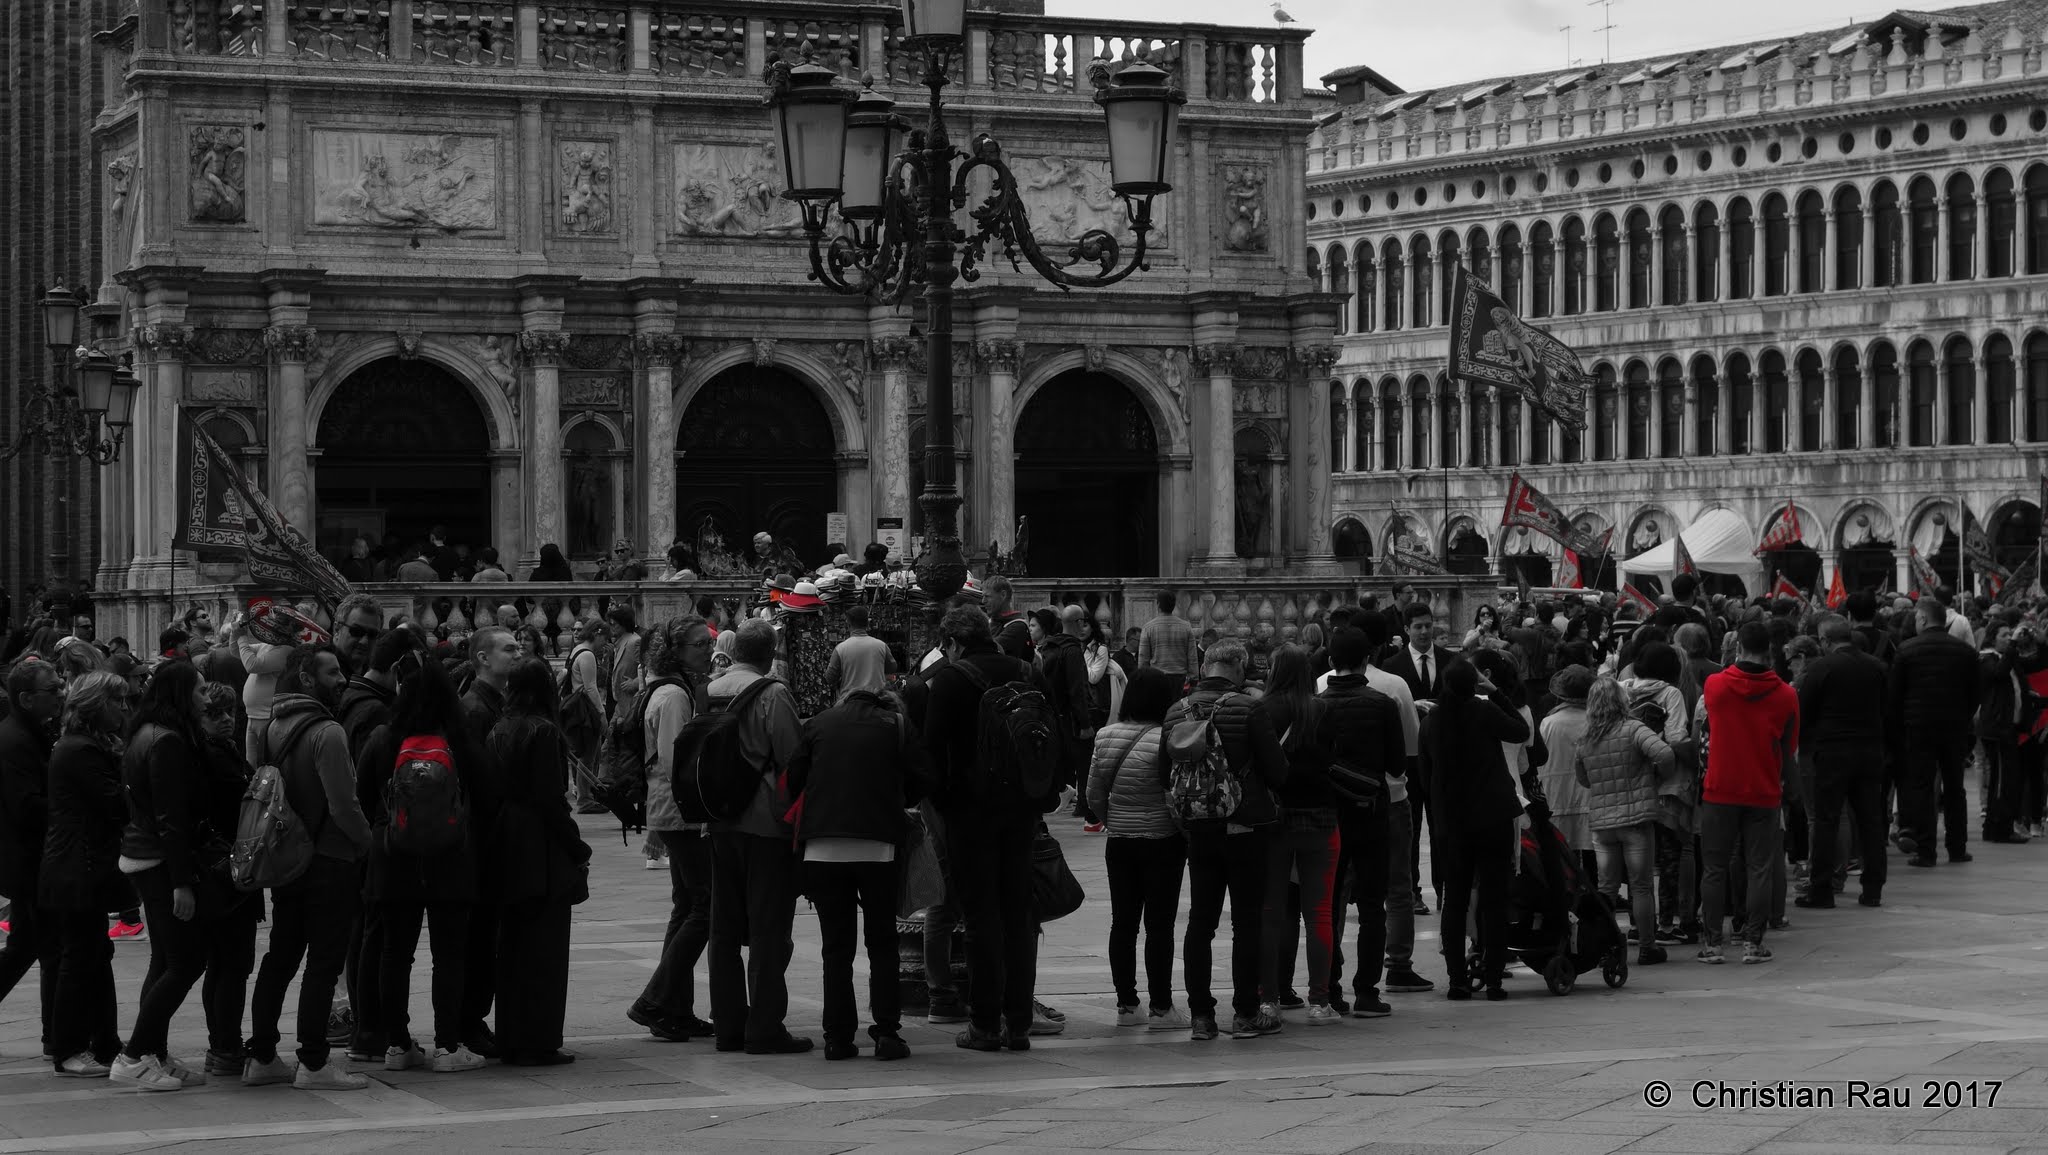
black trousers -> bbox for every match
[0,899,60,1056]
[379,899,471,1052]
[460,902,498,1043]
[940,808,1039,1036]
[1982,737,2027,838]
[1437,822,1513,986]
[1104,836,1186,1011]
[1183,825,1270,1020]
[637,829,712,1020]
[202,900,261,1056]
[47,908,119,1067]
[1330,804,1391,1002]
[1808,745,1889,901]
[708,831,800,1048]
[803,859,901,1044]
[249,855,359,1068]
[1900,729,1972,857]
[125,867,209,1060]
[349,902,385,1054]
[496,897,571,1059]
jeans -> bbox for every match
[124,866,209,1060]
[202,902,261,1056]
[496,898,571,1059]
[1808,746,1889,900]
[1593,822,1657,941]
[248,855,360,1068]
[1982,737,2027,838]
[1437,822,1513,986]
[1654,826,1697,930]
[1105,836,1186,1011]
[1329,804,1391,1001]
[939,807,1038,1036]
[1183,825,1270,1020]
[803,859,901,1044]
[918,802,960,1003]
[637,829,712,1020]
[0,899,59,1055]
[1261,811,1338,1005]
[1900,729,1972,857]
[48,908,119,1066]
[1699,802,1781,946]
[1382,796,1417,970]
[379,900,471,1052]
[708,830,801,1048]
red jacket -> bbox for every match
[1701,661,1799,809]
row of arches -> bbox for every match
[1330,331,2048,472]
[1308,163,2048,334]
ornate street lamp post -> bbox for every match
[764,0,1183,600]
[3,282,142,464]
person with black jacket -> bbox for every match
[1423,658,1531,1000]
[1979,625,2036,845]
[1173,639,1288,1042]
[40,671,132,1079]
[1888,598,1984,867]
[922,606,1044,1052]
[786,688,934,1061]
[1794,618,1893,908]
[487,658,591,1066]
[0,658,63,1060]
[192,681,262,1078]
[1039,606,1098,804]
[455,624,518,1058]
[1317,627,1408,1017]
[110,662,214,1091]
[1256,646,1339,1025]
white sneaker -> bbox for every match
[293,1060,369,1090]
[55,1053,109,1078]
[164,1055,207,1085]
[108,1053,183,1092]
[242,1054,296,1086]
[385,1044,427,1071]
[431,1045,487,1073]
[1116,1005,1144,1028]
[643,856,665,871]
[1146,1005,1190,1031]
[1305,1003,1344,1027]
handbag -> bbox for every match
[897,809,947,917]
[1326,758,1385,809]
[1028,821,1085,922]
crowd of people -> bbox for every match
[0,562,2042,1088]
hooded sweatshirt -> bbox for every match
[1700,660,1799,810]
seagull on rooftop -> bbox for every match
[1271,1,1297,23]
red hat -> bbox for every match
[781,580,824,612]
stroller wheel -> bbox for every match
[1603,952,1629,989]
[1542,955,1576,996]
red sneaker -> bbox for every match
[1083,822,1105,834]
[108,920,146,940]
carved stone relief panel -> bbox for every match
[561,373,625,409]
[186,367,264,403]
[188,125,247,223]
[311,130,500,230]
[557,139,615,236]
[188,328,267,365]
[1233,382,1280,415]
[673,141,803,237]
[1009,155,1170,247]
[1219,162,1268,252]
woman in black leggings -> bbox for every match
[1422,659,1530,1001]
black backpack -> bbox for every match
[670,676,780,825]
[954,660,1065,799]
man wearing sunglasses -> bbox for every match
[330,594,387,676]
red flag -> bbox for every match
[1756,500,1802,554]
[1825,566,1847,610]
[1771,574,1804,602]
[1618,582,1657,617]
[1672,532,1699,579]
[1500,472,1608,557]
[1908,546,1941,595]
[1557,549,1584,590]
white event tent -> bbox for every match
[1616,507,1766,586]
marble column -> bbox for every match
[1296,345,1341,571]
[489,450,523,566]
[1717,372,1735,456]
[1935,198,1949,281]
[1822,368,1840,451]
[1822,210,1839,291]
[873,336,916,532]
[1716,215,1733,301]
[977,339,1023,552]
[634,333,684,556]
[1340,395,1355,473]
[1973,189,1988,282]
[1518,394,1534,464]
[1972,350,1989,445]
[1195,345,1238,565]
[264,325,316,531]
[129,324,193,587]
[519,329,570,557]
[1683,375,1702,456]
[1650,226,1666,304]
[1650,385,1666,459]
[1858,204,1875,289]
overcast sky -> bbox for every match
[1043,0,1988,94]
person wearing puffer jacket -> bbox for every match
[1574,677,1676,966]
[1085,669,1187,1032]
[1621,642,1699,945]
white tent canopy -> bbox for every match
[1617,507,1765,585]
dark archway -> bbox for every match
[1015,371,1160,576]
[1991,501,2041,573]
[316,357,491,560]
[677,365,837,571]
[1333,518,1373,576]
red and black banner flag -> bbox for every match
[1756,500,1802,554]
[175,414,353,606]
[1672,532,1699,579]
[1448,267,1590,431]
[1500,472,1609,558]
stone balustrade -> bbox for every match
[147,0,1300,105]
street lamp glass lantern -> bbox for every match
[841,87,907,221]
[104,362,141,431]
[768,60,855,203]
[901,0,966,40]
[1096,61,1185,197]
[39,283,78,351]
[74,349,118,416]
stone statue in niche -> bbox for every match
[674,141,802,237]
[108,152,141,269]
[567,454,611,559]
[558,142,613,234]
[1011,156,1169,248]
[1234,457,1270,558]
[313,131,498,229]
[1221,164,1268,252]
[189,126,246,223]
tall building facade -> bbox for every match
[67,0,1333,637]
[1310,2,2048,597]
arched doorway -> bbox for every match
[1332,517,1373,576]
[315,358,491,560]
[1837,503,1897,595]
[1443,518,1489,575]
[677,366,837,572]
[1990,500,2042,573]
[1014,370,1159,576]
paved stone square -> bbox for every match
[6,808,2048,1153]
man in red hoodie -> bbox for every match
[1697,620,1799,966]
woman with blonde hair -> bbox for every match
[40,671,133,1078]
[1572,677,1676,966]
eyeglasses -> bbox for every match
[345,623,383,641]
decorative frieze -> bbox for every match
[188,125,247,223]
[263,325,318,362]
[187,328,266,365]
[517,329,571,366]
[312,130,499,230]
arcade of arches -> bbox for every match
[313,358,493,557]
[1015,371,1162,579]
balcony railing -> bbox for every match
[150,0,1304,106]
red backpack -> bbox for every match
[384,734,468,855]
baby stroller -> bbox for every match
[1476,807,1629,995]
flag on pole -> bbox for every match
[1499,472,1610,557]
[1390,544,1449,576]
[174,414,353,606]
[1825,565,1847,610]
[1755,500,1802,554]
[1771,574,1805,602]
[1672,532,1699,579]
[1557,548,1584,590]
[1908,546,1941,595]
[1997,555,2040,607]
[1960,503,1999,575]
[1618,582,1657,618]
[1448,267,1590,431]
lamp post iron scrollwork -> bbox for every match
[2,282,142,465]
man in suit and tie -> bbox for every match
[1380,602,1455,916]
